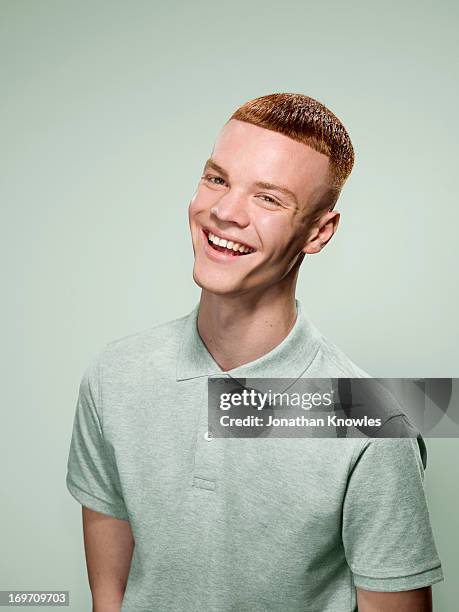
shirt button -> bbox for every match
[204,430,213,441]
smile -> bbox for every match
[203,229,256,256]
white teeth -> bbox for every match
[207,230,254,254]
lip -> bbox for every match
[201,228,255,262]
[203,226,256,252]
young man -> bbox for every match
[66,93,444,611]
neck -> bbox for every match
[197,282,299,372]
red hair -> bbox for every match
[230,92,354,210]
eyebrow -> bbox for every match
[203,158,299,207]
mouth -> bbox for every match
[202,229,256,257]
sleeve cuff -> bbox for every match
[66,473,129,521]
[352,563,444,592]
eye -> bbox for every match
[258,194,281,207]
[203,174,227,186]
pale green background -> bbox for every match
[1,0,458,610]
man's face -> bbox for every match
[188,119,332,297]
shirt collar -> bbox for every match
[176,299,322,381]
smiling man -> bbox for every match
[66,93,444,612]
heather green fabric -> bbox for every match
[66,300,444,611]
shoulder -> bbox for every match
[307,330,372,378]
[107,313,187,355]
[355,436,427,472]
[306,331,429,468]
[89,313,189,379]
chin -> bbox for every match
[192,266,244,296]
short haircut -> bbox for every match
[229,92,354,212]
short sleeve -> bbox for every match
[66,355,129,520]
[342,438,444,591]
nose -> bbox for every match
[210,190,250,227]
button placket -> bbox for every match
[191,376,223,490]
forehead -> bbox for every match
[211,119,330,200]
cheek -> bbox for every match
[188,199,198,219]
[189,186,216,218]
[256,216,299,255]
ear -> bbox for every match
[302,210,340,255]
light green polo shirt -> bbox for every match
[66,300,444,611]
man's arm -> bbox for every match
[356,586,432,612]
[82,506,135,612]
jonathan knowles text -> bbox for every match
[217,389,382,429]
